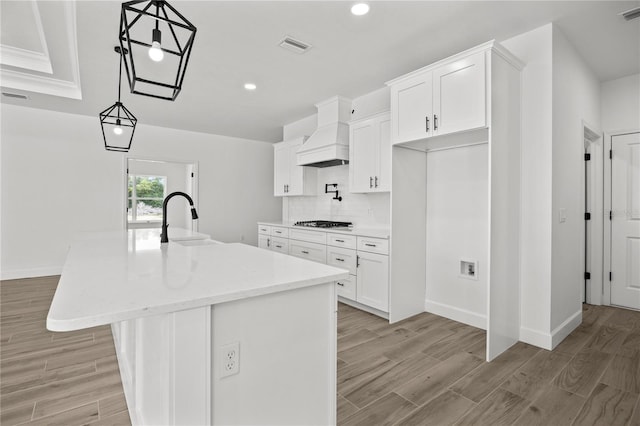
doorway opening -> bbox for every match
[125,158,198,231]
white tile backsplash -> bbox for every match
[284,165,390,228]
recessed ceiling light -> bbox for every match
[351,3,370,16]
[244,83,257,91]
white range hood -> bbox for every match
[296,96,352,168]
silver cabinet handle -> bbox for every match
[335,239,345,243]
[337,282,345,287]
[375,176,378,188]
[369,176,373,188]
[425,116,429,132]
[365,243,376,247]
[275,230,281,234]
[301,250,309,254]
[267,238,270,247]
[335,258,345,262]
[356,255,360,267]
[275,245,282,248]
[434,114,438,130]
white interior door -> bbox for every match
[610,132,640,310]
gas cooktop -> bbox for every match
[293,220,353,229]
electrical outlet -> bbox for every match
[220,342,240,378]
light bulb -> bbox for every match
[148,41,164,62]
[351,3,370,15]
[113,126,123,135]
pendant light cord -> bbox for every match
[117,48,123,116]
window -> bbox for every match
[128,175,167,223]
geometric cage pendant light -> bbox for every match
[119,0,197,101]
[99,46,138,152]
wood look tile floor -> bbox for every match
[337,303,640,426]
[1,276,639,426]
[1,276,131,426]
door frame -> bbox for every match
[603,129,640,306]
[582,122,604,305]
[123,156,199,232]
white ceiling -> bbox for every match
[1,1,639,142]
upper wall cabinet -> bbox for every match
[274,137,317,197]
[388,51,486,144]
[349,112,391,193]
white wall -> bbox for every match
[425,144,488,327]
[0,105,280,279]
[601,73,640,133]
[502,24,554,342]
[550,26,601,331]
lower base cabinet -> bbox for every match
[258,224,390,314]
[356,251,389,312]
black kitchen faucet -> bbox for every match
[160,191,199,243]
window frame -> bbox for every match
[127,174,168,224]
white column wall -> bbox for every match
[502,24,554,345]
[550,26,601,334]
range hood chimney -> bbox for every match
[296,96,352,168]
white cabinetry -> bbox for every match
[349,112,391,193]
[257,224,390,316]
[388,40,523,361]
[273,137,317,196]
[389,51,485,144]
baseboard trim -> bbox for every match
[551,309,582,349]
[1,266,63,281]
[338,297,389,320]
[424,299,486,330]
[519,326,552,350]
[519,309,582,350]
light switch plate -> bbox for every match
[559,208,567,223]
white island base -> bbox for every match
[47,229,347,426]
[113,282,336,425]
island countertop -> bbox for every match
[47,229,349,332]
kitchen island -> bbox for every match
[47,228,348,426]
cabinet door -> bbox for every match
[287,140,304,195]
[356,252,389,312]
[258,235,270,250]
[273,142,288,196]
[433,51,486,136]
[390,72,433,144]
[349,119,377,193]
[336,275,356,301]
[375,116,391,192]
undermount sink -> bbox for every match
[174,239,221,247]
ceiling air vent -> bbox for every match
[620,7,640,21]
[279,36,312,54]
[2,92,28,100]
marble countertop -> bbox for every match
[258,221,391,239]
[47,229,349,332]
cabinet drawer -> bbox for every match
[271,227,289,238]
[289,228,327,245]
[357,236,389,255]
[270,237,289,254]
[336,274,356,301]
[258,224,271,235]
[327,246,357,275]
[327,233,357,249]
[288,240,326,264]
